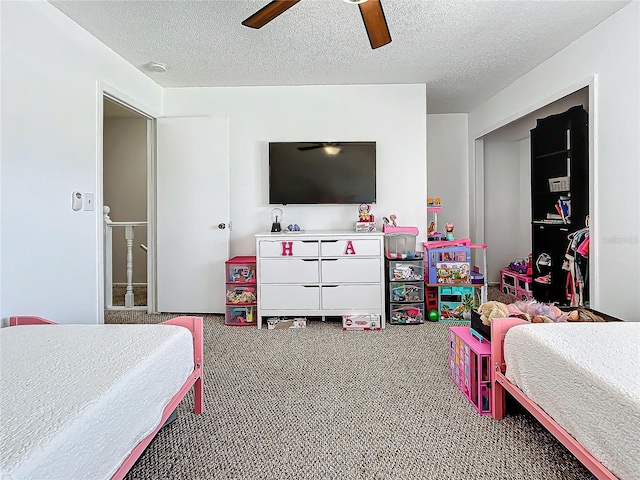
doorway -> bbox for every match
[475,86,592,304]
[102,95,155,314]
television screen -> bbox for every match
[269,142,376,205]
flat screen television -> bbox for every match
[269,142,376,205]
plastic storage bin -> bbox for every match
[389,282,425,303]
[226,257,257,284]
[225,255,257,326]
[384,233,418,259]
[390,303,424,325]
[226,285,257,305]
[225,305,256,326]
[388,260,424,282]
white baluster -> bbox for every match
[124,225,135,308]
[104,206,113,308]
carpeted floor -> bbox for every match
[105,310,594,480]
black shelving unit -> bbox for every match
[530,105,588,305]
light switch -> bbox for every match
[84,193,95,211]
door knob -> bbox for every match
[218,223,226,230]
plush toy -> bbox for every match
[567,308,604,322]
[507,300,565,323]
[478,301,510,326]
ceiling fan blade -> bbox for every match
[242,0,301,29]
[359,0,391,49]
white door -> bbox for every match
[156,117,230,313]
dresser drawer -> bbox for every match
[260,285,320,310]
[321,258,381,283]
[321,285,381,310]
[259,240,319,257]
[259,259,319,284]
[320,239,381,257]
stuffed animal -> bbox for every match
[567,308,604,322]
[478,301,510,326]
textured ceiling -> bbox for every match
[50,0,628,113]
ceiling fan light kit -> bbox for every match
[242,0,390,49]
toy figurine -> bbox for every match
[358,203,374,222]
[445,222,455,241]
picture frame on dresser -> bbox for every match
[255,230,386,329]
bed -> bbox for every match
[0,315,204,480]
[491,319,640,480]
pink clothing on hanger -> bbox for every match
[576,235,590,257]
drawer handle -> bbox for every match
[301,240,317,243]
[323,285,339,288]
[302,285,319,288]
[322,258,338,261]
[321,240,338,243]
[301,259,319,262]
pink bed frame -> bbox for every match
[8,315,204,480]
[490,318,617,480]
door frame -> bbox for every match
[470,75,598,307]
[97,82,160,322]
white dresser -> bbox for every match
[255,231,386,329]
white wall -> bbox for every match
[0,1,162,325]
[103,117,148,284]
[163,84,428,257]
[426,114,469,239]
[518,139,531,253]
[469,2,640,320]
[483,138,521,283]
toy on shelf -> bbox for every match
[427,245,471,284]
[439,285,477,320]
[445,223,455,241]
[355,203,376,232]
[508,256,531,275]
[423,240,488,316]
[427,199,445,241]
[500,268,533,301]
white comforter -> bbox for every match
[504,322,640,480]
[0,324,194,480]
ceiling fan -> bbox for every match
[242,0,391,49]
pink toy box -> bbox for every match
[449,326,492,415]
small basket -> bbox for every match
[548,176,570,192]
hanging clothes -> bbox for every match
[564,227,589,307]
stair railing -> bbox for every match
[104,206,147,309]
